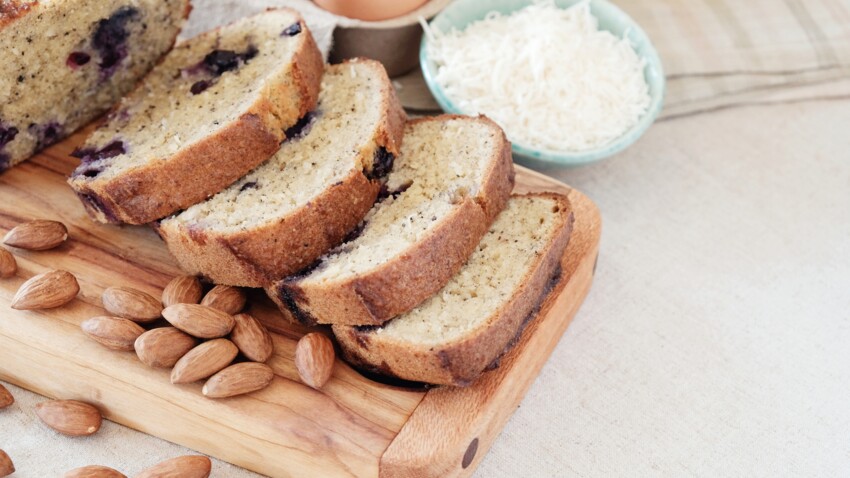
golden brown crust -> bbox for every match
[160,170,380,287]
[0,0,37,28]
[333,193,575,386]
[159,60,407,287]
[75,112,282,224]
[271,114,516,326]
[68,11,324,225]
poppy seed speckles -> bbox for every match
[282,22,302,36]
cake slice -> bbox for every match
[67,8,323,224]
[333,193,574,386]
[267,115,515,326]
[156,59,406,287]
[0,0,190,172]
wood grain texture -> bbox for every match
[380,177,601,477]
[0,132,600,478]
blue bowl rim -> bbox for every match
[419,0,666,167]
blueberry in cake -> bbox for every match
[0,0,190,172]
[67,8,323,224]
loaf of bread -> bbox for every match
[157,59,406,287]
[333,193,574,386]
[0,0,190,173]
[267,114,515,326]
[67,8,323,224]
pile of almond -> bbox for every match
[2,218,339,476]
[2,220,80,311]
[83,278,277,399]
[4,218,338,396]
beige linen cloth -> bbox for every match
[2,1,850,477]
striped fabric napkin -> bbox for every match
[618,0,850,118]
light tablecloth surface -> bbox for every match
[3,0,850,476]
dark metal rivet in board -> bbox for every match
[462,438,479,469]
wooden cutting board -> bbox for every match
[0,132,601,478]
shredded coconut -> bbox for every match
[423,0,651,152]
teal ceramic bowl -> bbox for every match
[420,0,666,168]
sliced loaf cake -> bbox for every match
[268,115,515,326]
[67,8,323,224]
[0,0,190,172]
[157,59,407,287]
[334,193,575,386]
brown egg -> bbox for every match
[314,0,428,22]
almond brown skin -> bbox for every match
[35,400,102,436]
[135,327,197,368]
[102,287,162,323]
[295,333,335,389]
[161,276,203,307]
[171,339,238,384]
[162,304,235,339]
[11,270,79,310]
[200,285,246,315]
[135,456,211,478]
[0,383,13,409]
[202,362,275,398]
[81,317,146,351]
[64,465,127,478]
[0,248,16,278]
[3,219,68,250]
[230,313,274,362]
[0,449,14,477]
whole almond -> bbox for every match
[202,362,275,398]
[200,285,246,315]
[230,313,274,362]
[162,304,235,339]
[102,287,162,323]
[81,316,146,351]
[64,465,126,478]
[171,339,238,384]
[161,276,203,307]
[295,333,335,389]
[35,399,102,436]
[135,327,197,368]
[0,248,16,278]
[0,383,13,409]
[11,270,79,310]
[0,449,13,477]
[135,456,211,478]
[3,219,68,250]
